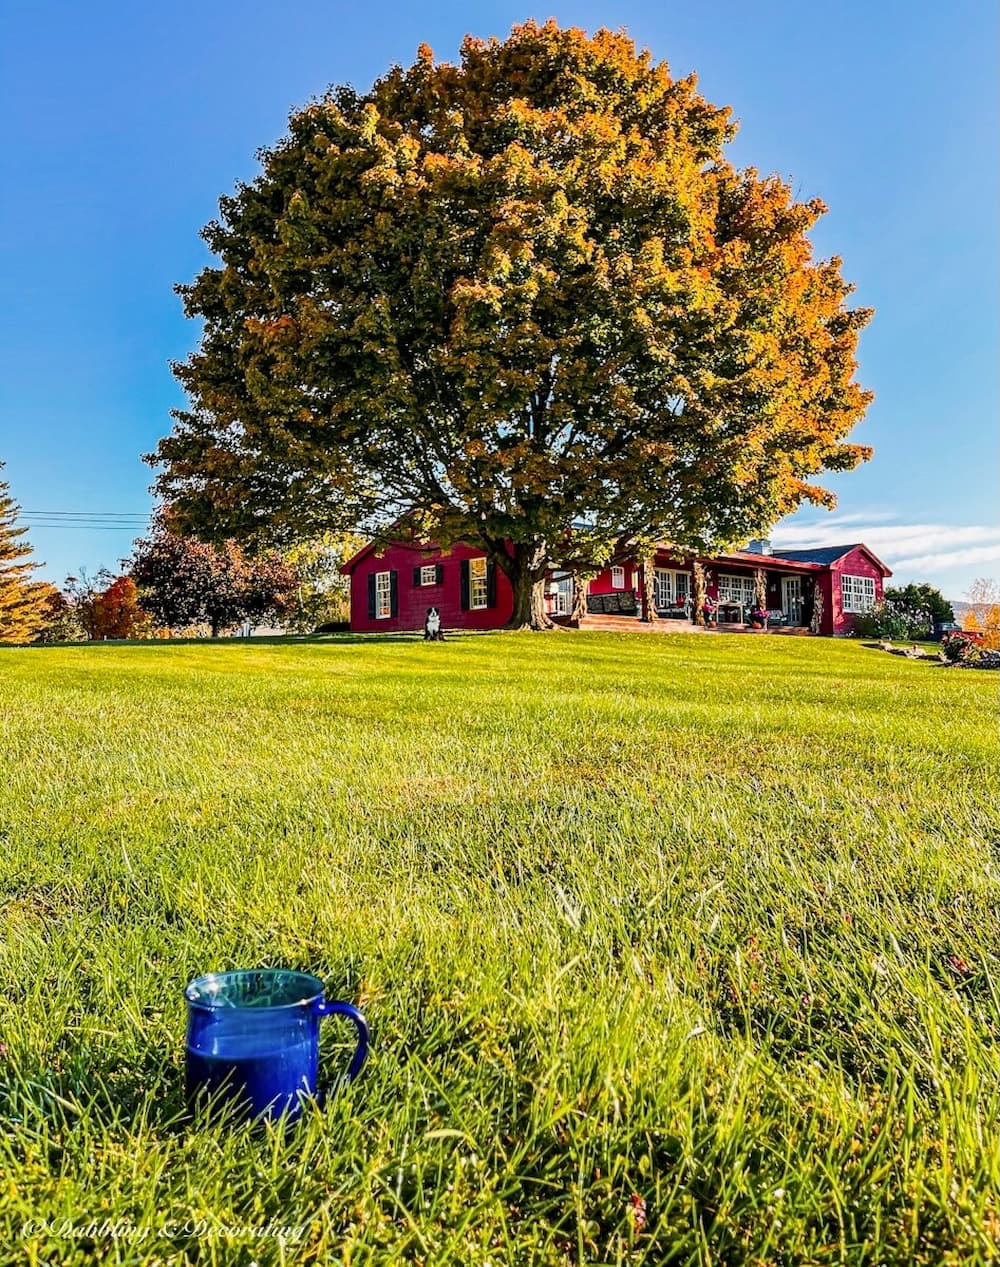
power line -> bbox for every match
[21,511,151,520]
[18,511,152,532]
[21,523,148,531]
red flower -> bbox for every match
[947,954,973,978]
[629,1193,647,1231]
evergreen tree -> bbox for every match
[0,463,50,644]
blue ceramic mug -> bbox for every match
[184,969,369,1121]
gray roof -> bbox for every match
[773,544,861,565]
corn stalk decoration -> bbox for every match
[810,586,824,634]
[693,561,707,626]
[753,568,768,614]
[571,574,590,624]
[641,557,657,622]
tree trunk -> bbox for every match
[504,540,554,630]
[508,572,553,629]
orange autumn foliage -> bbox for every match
[151,21,873,627]
[965,579,1000,650]
[88,576,151,641]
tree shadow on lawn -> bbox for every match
[17,631,496,650]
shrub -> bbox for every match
[854,599,926,641]
[884,583,953,627]
[32,587,87,643]
[940,631,979,663]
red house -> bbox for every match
[341,536,891,637]
[342,538,514,633]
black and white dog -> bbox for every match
[424,607,445,640]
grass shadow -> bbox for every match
[15,630,512,650]
[2,1039,189,1140]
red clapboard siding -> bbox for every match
[343,534,890,635]
[828,546,887,635]
[348,541,513,633]
[588,562,638,595]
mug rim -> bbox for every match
[184,968,325,1012]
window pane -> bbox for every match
[841,573,875,614]
[375,571,392,618]
[655,569,691,607]
[470,557,488,609]
[718,574,755,605]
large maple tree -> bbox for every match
[150,21,873,628]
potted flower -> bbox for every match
[749,607,768,630]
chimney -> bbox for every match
[745,538,772,556]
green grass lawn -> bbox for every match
[1,632,998,1266]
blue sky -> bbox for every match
[1,0,995,597]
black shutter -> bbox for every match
[367,573,376,620]
[435,563,444,585]
[460,560,470,610]
[412,566,422,587]
[486,562,497,608]
[389,571,399,617]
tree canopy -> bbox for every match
[281,530,367,631]
[964,578,999,649]
[150,21,873,627]
[130,528,296,636]
[884,582,953,627]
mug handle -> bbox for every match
[316,999,369,1084]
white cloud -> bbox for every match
[770,513,1000,592]
[772,520,998,555]
[889,542,1000,573]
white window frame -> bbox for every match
[547,575,572,616]
[419,564,438,587]
[654,568,691,608]
[782,576,803,622]
[841,573,876,614]
[717,574,756,608]
[469,556,489,610]
[610,565,626,590]
[374,570,392,619]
